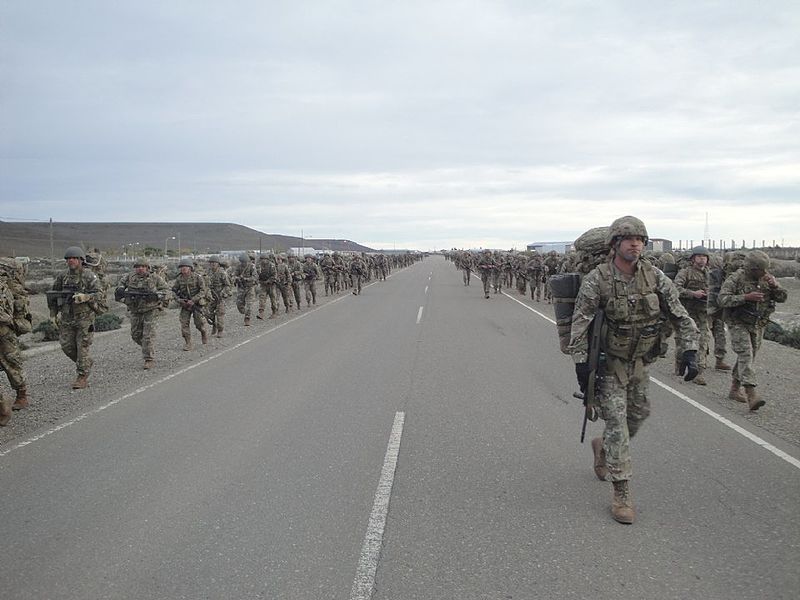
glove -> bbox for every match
[679,350,699,381]
[575,363,591,395]
[72,293,91,304]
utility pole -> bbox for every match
[49,217,55,275]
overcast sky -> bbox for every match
[2,1,798,251]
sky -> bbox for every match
[1,1,799,251]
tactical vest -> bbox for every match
[596,262,662,361]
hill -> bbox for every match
[0,221,374,258]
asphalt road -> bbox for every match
[1,256,798,599]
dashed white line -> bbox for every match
[350,411,405,600]
[416,306,424,323]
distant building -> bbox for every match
[649,238,672,252]
[526,241,572,254]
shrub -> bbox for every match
[764,322,800,350]
[32,319,59,341]
[94,312,123,332]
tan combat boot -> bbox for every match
[591,437,608,481]
[674,357,681,376]
[244,316,251,326]
[215,327,223,338]
[715,358,732,371]
[0,397,12,426]
[201,330,208,344]
[692,371,707,386]
[256,309,264,320]
[71,374,89,389]
[12,386,29,410]
[143,359,155,370]
[611,480,635,524]
[182,336,192,351]
[745,385,765,411]
[728,380,746,403]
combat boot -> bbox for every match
[182,336,192,351]
[244,316,251,326]
[715,358,732,371]
[611,480,635,524]
[591,437,608,481]
[256,309,264,320]
[71,374,89,389]
[143,359,155,370]
[0,397,12,426]
[215,327,224,338]
[201,330,208,344]
[12,386,29,410]
[211,324,217,335]
[692,371,707,386]
[728,380,746,403]
[674,357,681,376]
[745,385,765,411]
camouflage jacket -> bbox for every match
[258,259,277,284]
[674,265,709,312]
[0,280,15,337]
[172,272,208,305]
[207,268,232,299]
[569,259,698,381]
[117,271,169,313]
[717,268,787,329]
[235,261,258,287]
[49,267,102,322]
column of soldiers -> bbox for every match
[0,248,419,415]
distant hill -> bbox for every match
[0,221,374,258]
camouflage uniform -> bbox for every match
[302,256,322,306]
[234,254,258,323]
[257,256,279,318]
[349,255,367,295]
[320,253,336,296]
[206,258,232,336]
[0,279,18,424]
[116,266,169,365]
[717,251,787,407]
[476,251,497,298]
[275,254,293,311]
[288,255,304,309]
[49,254,102,385]
[0,259,30,407]
[526,254,545,301]
[674,260,711,373]
[172,265,209,348]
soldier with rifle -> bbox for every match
[172,258,210,351]
[47,246,103,389]
[476,249,497,299]
[206,255,232,338]
[115,258,170,369]
[717,250,787,411]
[569,216,699,524]
[674,246,712,385]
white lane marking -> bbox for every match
[416,306,424,324]
[651,378,800,470]
[350,411,405,600]
[424,285,428,294]
[0,294,352,459]
[502,285,800,470]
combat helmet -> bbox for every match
[64,246,85,260]
[689,246,710,258]
[239,252,249,263]
[133,257,150,268]
[208,255,221,264]
[607,216,648,246]
[178,257,194,269]
[745,250,770,271]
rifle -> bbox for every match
[45,288,76,307]
[579,307,604,443]
[114,288,166,303]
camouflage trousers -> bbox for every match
[303,280,317,306]
[237,285,256,318]
[323,273,336,295]
[598,361,651,482]
[179,307,207,339]
[676,307,709,369]
[208,299,226,332]
[291,281,302,308]
[709,310,728,360]
[0,331,26,390]
[258,282,278,315]
[351,274,363,294]
[530,276,543,301]
[462,268,471,286]
[728,322,763,387]
[130,309,159,361]
[59,317,95,376]
[492,269,502,292]
[277,283,293,309]
[480,271,492,295]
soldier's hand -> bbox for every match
[679,350,699,381]
[575,363,591,394]
[743,291,765,302]
[72,293,91,304]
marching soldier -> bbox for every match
[172,258,209,351]
[206,255,232,337]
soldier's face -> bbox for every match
[180,266,192,275]
[135,265,147,275]
[692,255,708,268]
[617,236,644,262]
[66,257,81,270]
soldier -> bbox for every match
[84,251,110,315]
[350,253,367,295]
[287,253,304,309]
[526,252,545,301]
[172,257,209,351]
[302,254,322,306]
[115,258,169,369]
[706,253,732,371]
[320,252,336,296]
[0,258,31,410]
[0,276,17,425]
[459,251,474,286]
[47,246,103,389]
[206,255,232,337]
[257,253,279,319]
[543,251,560,302]
[717,250,787,411]
[476,249,497,299]
[569,216,699,524]
[275,253,293,311]
[234,252,258,325]
[674,246,712,385]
